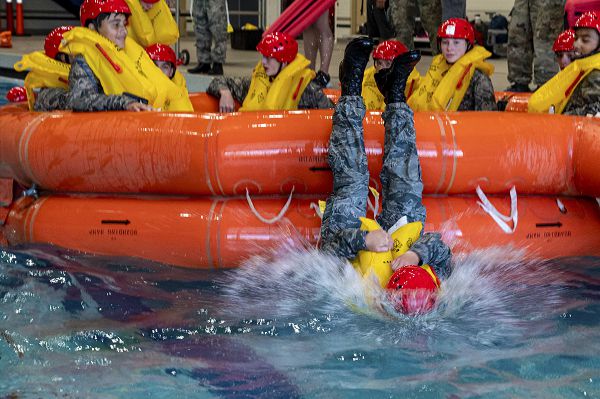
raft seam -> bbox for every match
[433,114,447,194]
[444,113,458,195]
[18,113,49,186]
[204,118,217,196]
[206,199,218,269]
[26,197,47,242]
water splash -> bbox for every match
[221,243,569,347]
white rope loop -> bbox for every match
[476,185,518,234]
[246,186,295,224]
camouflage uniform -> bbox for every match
[457,69,497,111]
[388,0,442,55]
[563,69,600,116]
[507,0,565,87]
[67,55,134,112]
[33,88,69,112]
[441,0,466,20]
[192,0,227,65]
[207,76,334,110]
[320,96,452,278]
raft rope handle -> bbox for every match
[476,185,518,234]
[246,186,295,224]
[310,202,323,219]
[556,198,567,214]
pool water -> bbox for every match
[0,78,24,106]
[1,240,598,398]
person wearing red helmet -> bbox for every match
[553,29,576,70]
[320,37,451,316]
[58,0,193,112]
[386,266,441,315]
[408,18,496,111]
[12,26,74,111]
[145,43,193,111]
[362,39,421,110]
[206,32,332,112]
[529,11,600,115]
[124,0,178,47]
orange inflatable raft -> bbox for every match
[3,194,599,268]
[0,100,598,197]
[0,100,598,268]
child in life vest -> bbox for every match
[124,0,178,47]
[529,12,600,115]
[553,29,576,70]
[408,18,496,111]
[320,37,451,314]
[206,32,333,112]
[361,39,420,111]
[64,0,155,112]
[12,26,73,111]
[145,43,193,110]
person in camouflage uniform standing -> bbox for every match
[320,37,451,279]
[188,0,227,75]
[388,0,442,55]
[506,0,566,92]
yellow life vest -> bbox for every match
[528,52,600,114]
[240,54,316,111]
[361,65,421,111]
[407,45,494,111]
[353,217,427,288]
[14,51,70,110]
[164,70,193,112]
[125,0,179,46]
[60,27,187,110]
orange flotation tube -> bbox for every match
[3,194,599,268]
[0,104,598,197]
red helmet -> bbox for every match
[553,29,575,53]
[256,32,298,64]
[437,18,475,45]
[386,266,440,315]
[145,44,178,66]
[44,26,74,59]
[6,86,27,103]
[372,40,409,60]
[80,0,131,27]
[574,11,600,34]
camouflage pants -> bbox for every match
[320,96,426,254]
[441,0,466,20]
[388,0,442,54]
[507,0,565,86]
[192,0,227,64]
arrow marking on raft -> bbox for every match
[101,219,131,225]
[535,222,563,228]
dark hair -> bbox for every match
[86,12,126,30]
[55,52,71,64]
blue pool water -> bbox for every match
[0,78,23,105]
[1,240,599,398]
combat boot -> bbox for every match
[339,37,375,96]
[374,50,421,104]
[208,63,224,75]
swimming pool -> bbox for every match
[0,78,23,106]
[1,239,598,398]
